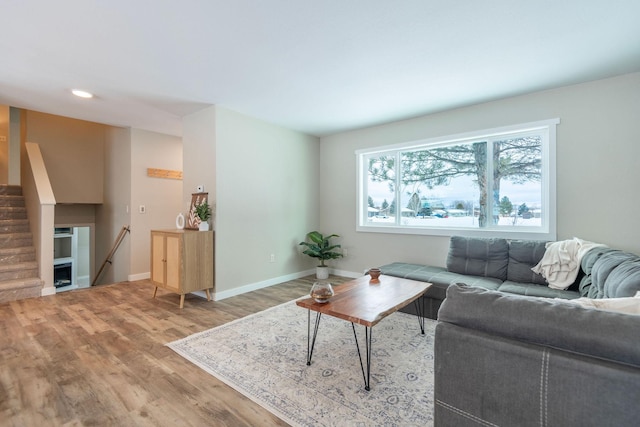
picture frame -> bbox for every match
[186,192,208,230]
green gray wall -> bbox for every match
[320,72,640,274]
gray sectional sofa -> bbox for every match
[434,284,640,426]
[379,236,640,318]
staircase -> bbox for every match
[0,185,44,303]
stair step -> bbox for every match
[0,207,27,220]
[0,246,36,264]
[0,261,39,281]
[0,232,33,249]
[0,278,43,304]
[0,195,25,207]
[0,186,40,303]
[0,185,22,196]
[0,219,30,233]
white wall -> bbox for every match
[130,128,183,278]
[320,72,640,274]
[76,226,91,285]
[183,106,320,297]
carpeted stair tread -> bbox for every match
[0,207,27,220]
[0,261,38,272]
[0,219,30,233]
[0,261,38,282]
[0,185,22,196]
[0,186,41,303]
[0,278,43,303]
[0,277,43,289]
[0,248,37,264]
[0,231,33,246]
[0,246,36,255]
[0,195,26,207]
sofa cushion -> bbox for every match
[379,262,502,300]
[498,280,580,299]
[578,246,616,296]
[507,240,548,285]
[602,258,640,298]
[446,236,508,280]
[588,250,640,298]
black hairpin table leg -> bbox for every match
[351,323,373,391]
[414,296,425,334]
[306,310,322,365]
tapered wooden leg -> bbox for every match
[153,287,158,298]
[205,289,211,301]
[180,294,185,309]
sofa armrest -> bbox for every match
[438,284,640,367]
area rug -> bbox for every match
[167,300,435,426]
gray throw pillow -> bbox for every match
[446,236,508,280]
[507,240,548,285]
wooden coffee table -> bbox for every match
[296,274,431,390]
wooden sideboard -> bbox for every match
[150,229,214,308]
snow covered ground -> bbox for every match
[368,215,541,228]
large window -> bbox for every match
[356,119,558,240]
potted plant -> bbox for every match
[195,201,212,231]
[299,231,343,279]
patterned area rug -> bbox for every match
[167,300,435,426]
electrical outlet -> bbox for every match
[270,253,275,263]
[139,205,146,214]
[343,248,348,257]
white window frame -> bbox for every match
[356,119,559,241]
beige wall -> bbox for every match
[182,106,320,298]
[320,72,640,275]
[182,106,216,210]
[25,111,105,203]
[0,105,8,184]
[96,127,132,284]
[129,128,182,277]
[18,113,182,285]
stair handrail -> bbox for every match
[23,142,56,295]
[92,225,130,286]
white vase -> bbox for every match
[175,213,185,230]
[316,266,329,279]
[198,221,209,231]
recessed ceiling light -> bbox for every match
[71,89,93,99]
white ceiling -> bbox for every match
[1,1,639,137]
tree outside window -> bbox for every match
[358,119,558,239]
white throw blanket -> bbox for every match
[532,237,606,290]
[562,292,640,315]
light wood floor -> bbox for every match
[0,275,351,426]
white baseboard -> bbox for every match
[212,268,363,301]
[213,269,315,301]
[129,272,150,281]
[123,269,363,301]
[41,286,56,296]
[77,275,90,287]
[331,269,362,279]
